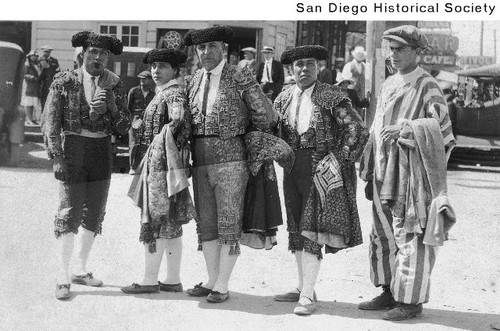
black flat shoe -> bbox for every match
[158,282,183,292]
[121,283,160,294]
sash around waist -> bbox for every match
[192,135,246,166]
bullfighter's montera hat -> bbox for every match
[71,31,123,55]
[183,26,233,46]
[142,48,188,66]
[280,45,328,65]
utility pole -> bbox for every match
[494,29,497,64]
[480,21,484,56]
[365,21,386,128]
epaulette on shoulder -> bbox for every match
[314,82,350,110]
[232,65,254,85]
[161,84,183,101]
[275,84,294,103]
[51,69,79,92]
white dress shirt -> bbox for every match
[287,84,315,135]
[261,58,274,83]
[198,59,225,115]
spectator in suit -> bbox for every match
[256,46,284,101]
[317,59,335,85]
[39,45,60,109]
[127,70,156,174]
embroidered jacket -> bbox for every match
[186,63,276,139]
[41,68,130,158]
[275,81,368,162]
[139,81,190,148]
[275,81,369,253]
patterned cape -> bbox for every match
[127,125,196,248]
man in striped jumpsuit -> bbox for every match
[358,25,455,321]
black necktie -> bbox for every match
[201,72,211,116]
[90,76,97,99]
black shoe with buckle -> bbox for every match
[159,282,183,292]
[121,283,160,294]
[186,282,213,297]
[358,286,396,310]
[71,272,103,287]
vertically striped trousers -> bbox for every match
[369,180,438,304]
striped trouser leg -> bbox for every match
[391,217,438,304]
[369,181,398,287]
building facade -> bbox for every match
[28,21,296,71]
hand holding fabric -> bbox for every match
[380,124,401,143]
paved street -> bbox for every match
[0,141,499,331]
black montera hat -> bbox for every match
[280,45,328,65]
[142,48,188,66]
[183,26,233,46]
[71,31,123,55]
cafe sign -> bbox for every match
[417,54,458,66]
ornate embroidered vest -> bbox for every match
[187,64,254,139]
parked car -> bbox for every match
[0,41,25,165]
[106,46,153,95]
[450,64,500,165]
[105,46,153,163]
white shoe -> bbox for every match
[129,169,136,175]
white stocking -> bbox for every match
[202,240,220,289]
[301,251,321,301]
[74,228,95,275]
[140,239,167,286]
[56,233,75,284]
[213,245,238,293]
[161,237,182,284]
[294,251,304,292]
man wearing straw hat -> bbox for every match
[342,45,366,100]
[256,46,284,101]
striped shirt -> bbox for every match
[360,66,455,182]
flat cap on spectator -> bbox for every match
[137,70,152,79]
[183,26,233,46]
[382,25,428,49]
[280,45,328,65]
[142,48,187,66]
[71,31,123,55]
[41,45,54,51]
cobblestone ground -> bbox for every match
[0,142,499,331]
